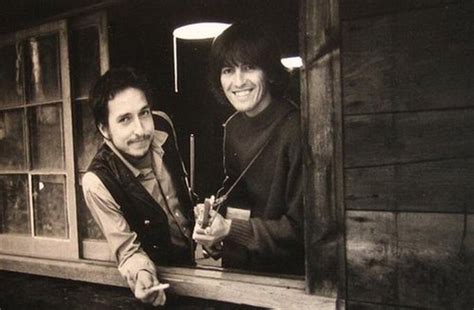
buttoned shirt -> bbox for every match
[82,129,191,289]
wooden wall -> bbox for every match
[341,0,474,308]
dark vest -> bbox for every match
[87,113,194,266]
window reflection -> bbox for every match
[0,110,26,170]
[32,174,67,238]
[0,174,30,234]
[24,34,61,103]
[71,27,100,99]
[0,44,23,107]
[28,104,65,170]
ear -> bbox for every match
[98,123,111,140]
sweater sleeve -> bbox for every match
[225,130,304,259]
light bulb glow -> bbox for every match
[173,22,232,92]
[280,56,303,70]
[173,22,231,40]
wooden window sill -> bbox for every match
[0,253,336,309]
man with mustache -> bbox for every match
[82,68,194,306]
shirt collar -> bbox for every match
[105,130,168,178]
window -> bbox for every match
[68,12,112,261]
[0,13,110,261]
[0,20,78,259]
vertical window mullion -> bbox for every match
[58,23,79,258]
[27,173,35,237]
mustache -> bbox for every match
[127,135,152,145]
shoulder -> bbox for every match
[82,171,107,194]
[279,105,301,135]
[87,144,121,178]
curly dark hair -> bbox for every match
[89,67,154,128]
[208,21,289,105]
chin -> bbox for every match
[125,149,148,159]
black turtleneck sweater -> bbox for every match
[221,98,304,275]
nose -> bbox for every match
[233,69,245,87]
[133,117,146,135]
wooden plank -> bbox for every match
[466,214,474,305]
[346,211,472,308]
[302,0,340,67]
[344,109,474,167]
[340,0,460,20]
[397,213,471,308]
[345,158,474,212]
[301,0,344,298]
[348,300,414,310]
[342,3,474,114]
[0,254,336,309]
[346,211,398,304]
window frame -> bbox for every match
[0,19,79,260]
[68,11,112,261]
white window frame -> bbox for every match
[0,19,79,260]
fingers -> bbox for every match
[135,284,169,305]
[134,271,169,306]
[152,290,166,306]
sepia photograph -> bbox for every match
[0,0,472,308]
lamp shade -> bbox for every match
[173,22,231,40]
[173,22,231,92]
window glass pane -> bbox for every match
[77,174,104,240]
[74,99,102,171]
[71,26,100,99]
[0,109,26,170]
[33,174,67,238]
[24,34,61,103]
[0,174,30,234]
[28,103,64,169]
[0,44,23,107]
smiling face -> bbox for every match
[220,63,272,117]
[99,87,154,159]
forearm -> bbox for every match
[226,215,303,256]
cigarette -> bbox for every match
[147,283,170,292]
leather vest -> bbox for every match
[87,113,194,266]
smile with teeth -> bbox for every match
[233,89,252,97]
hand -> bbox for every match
[134,270,167,306]
[202,244,223,260]
[193,205,231,247]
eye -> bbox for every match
[242,64,255,71]
[118,116,130,124]
[139,109,151,118]
[221,67,233,75]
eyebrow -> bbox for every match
[115,105,150,120]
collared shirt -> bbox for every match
[82,130,191,289]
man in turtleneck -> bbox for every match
[82,68,194,306]
[193,22,304,275]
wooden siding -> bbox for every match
[341,1,473,308]
[346,211,472,308]
[301,0,345,298]
[344,110,474,167]
[342,2,474,114]
[345,158,474,212]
